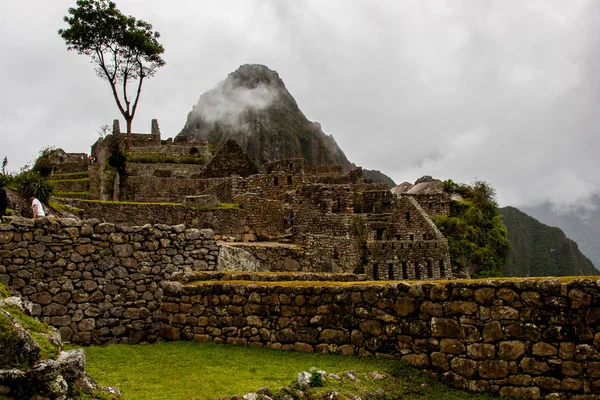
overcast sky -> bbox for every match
[1,0,599,211]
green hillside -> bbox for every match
[500,206,599,276]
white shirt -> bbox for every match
[31,198,45,217]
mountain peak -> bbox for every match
[227,64,286,90]
[177,64,396,186]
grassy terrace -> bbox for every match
[47,177,90,183]
[66,199,240,210]
[78,341,505,400]
[186,275,600,287]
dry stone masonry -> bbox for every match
[160,277,600,399]
[0,217,218,345]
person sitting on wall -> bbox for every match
[30,195,45,218]
[0,182,8,218]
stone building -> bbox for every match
[51,120,452,280]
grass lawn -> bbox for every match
[79,341,505,400]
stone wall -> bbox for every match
[127,163,204,179]
[65,200,249,236]
[161,277,600,399]
[0,217,218,345]
[120,176,212,202]
[218,242,309,272]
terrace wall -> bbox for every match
[0,217,218,345]
[161,278,600,399]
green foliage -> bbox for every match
[58,0,165,132]
[31,146,57,178]
[127,153,205,165]
[433,180,510,278]
[106,136,127,176]
[14,171,54,203]
[0,174,13,188]
[309,370,324,387]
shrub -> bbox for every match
[0,174,13,188]
[309,370,324,387]
[31,146,56,178]
[106,136,127,176]
[14,171,54,203]
[433,180,510,278]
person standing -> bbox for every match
[0,182,8,218]
[30,196,45,218]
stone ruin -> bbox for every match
[4,120,600,399]
[44,119,454,280]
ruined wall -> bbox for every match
[127,163,203,179]
[64,200,248,235]
[234,193,285,238]
[365,196,452,280]
[88,164,101,199]
[304,234,362,273]
[408,193,451,217]
[161,278,600,399]
[120,177,215,202]
[217,243,309,272]
[0,217,218,345]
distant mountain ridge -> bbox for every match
[500,206,598,277]
[522,199,600,271]
[178,64,395,186]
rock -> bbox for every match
[499,340,526,360]
[72,372,99,393]
[323,391,339,400]
[367,371,386,380]
[57,349,85,381]
[297,371,311,388]
[478,360,508,379]
[360,320,382,336]
[283,257,300,272]
[499,386,540,399]
[402,354,429,368]
[99,385,121,398]
[0,309,40,368]
[342,370,360,381]
[27,359,60,381]
[450,357,478,378]
[431,318,460,338]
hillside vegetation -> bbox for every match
[432,180,510,278]
[500,206,599,277]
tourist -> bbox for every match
[30,196,45,218]
[0,182,8,218]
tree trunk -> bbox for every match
[126,117,132,151]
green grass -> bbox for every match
[68,199,241,211]
[49,171,89,180]
[79,341,504,400]
[190,202,240,211]
[48,177,90,183]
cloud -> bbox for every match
[1,0,599,216]
[192,76,279,129]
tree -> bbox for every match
[433,180,511,278]
[58,0,165,146]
